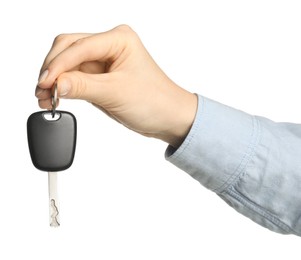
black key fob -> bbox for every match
[27,110,77,172]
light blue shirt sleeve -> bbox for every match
[165,95,301,236]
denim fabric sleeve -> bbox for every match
[165,95,301,236]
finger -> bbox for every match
[38,25,136,89]
[37,60,104,96]
[39,33,93,78]
[79,61,107,74]
[35,86,51,99]
[56,70,110,103]
[38,97,60,110]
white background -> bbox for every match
[1,0,301,259]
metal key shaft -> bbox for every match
[48,172,60,227]
[48,84,60,227]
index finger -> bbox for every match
[38,25,135,89]
[39,33,92,75]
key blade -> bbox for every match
[48,172,60,227]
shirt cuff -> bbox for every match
[165,95,260,193]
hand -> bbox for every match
[36,25,197,148]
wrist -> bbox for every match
[154,87,198,148]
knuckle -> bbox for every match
[115,24,136,38]
[115,24,133,32]
[113,24,140,46]
[53,33,70,45]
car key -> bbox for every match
[27,84,77,227]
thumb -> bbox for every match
[57,71,107,103]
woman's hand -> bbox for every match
[36,25,197,148]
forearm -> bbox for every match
[166,95,301,236]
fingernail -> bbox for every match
[59,79,71,97]
[38,70,49,84]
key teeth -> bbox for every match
[50,222,60,227]
[50,199,60,227]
